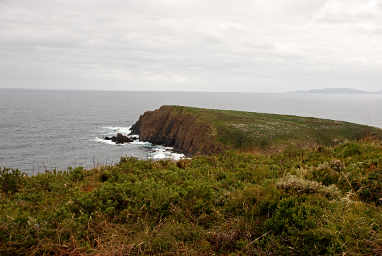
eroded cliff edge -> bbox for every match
[131,106,224,156]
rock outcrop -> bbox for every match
[105,133,133,144]
[131,106,224,156]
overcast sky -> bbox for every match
[0,0,381,92]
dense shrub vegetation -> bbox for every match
[1,141,382,255]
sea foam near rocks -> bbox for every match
[95,126,185,160]
[148,145,185,161]
[102,126,133,136]
[94,137,117,145]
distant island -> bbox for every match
[2,106,382,255]
[292,88,382,94]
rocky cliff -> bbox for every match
[131,106,224,156]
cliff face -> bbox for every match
[131,106,224,156]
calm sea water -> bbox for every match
[1,89,382,174]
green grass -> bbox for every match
[1,140,382,255]
[164,105,382,151]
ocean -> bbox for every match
[1,88,382,174]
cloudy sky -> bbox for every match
[0,0,381,92]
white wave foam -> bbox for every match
[148,145,185,161]
[102,126,132,135]
[130,140,152,146]
[151,152,167,159]
[94,137,116,145]
[170,153,186,161]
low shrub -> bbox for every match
[1,141,382,255]
[277,175,341,199]
[0,168,25,194]
[308,162,340,186]
[337,143,362,158]
[356,169,382,204]
[69,166,86,182]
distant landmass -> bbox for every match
[292,88,381,94]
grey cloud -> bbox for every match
[0,0,381,92]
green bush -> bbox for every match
[1,141,382,255]
[338,143,362,158]
[276,175,341,199]
[356,169,382,204]
[309,162,340,185]
[0,168,25,194]
[264,196,340,255]
[69,166,85,182]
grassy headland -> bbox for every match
[132,105,382,154]
[1,107,382,255]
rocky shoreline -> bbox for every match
[100,127,186,160]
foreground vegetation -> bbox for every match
[1,140,382,255]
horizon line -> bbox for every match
[1,87,381,94]
[0,87,292,94]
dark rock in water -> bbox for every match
[113,133,133,144]
[105,133,133,144]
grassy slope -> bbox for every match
[1,141,382,255]
[166,105,382,151]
